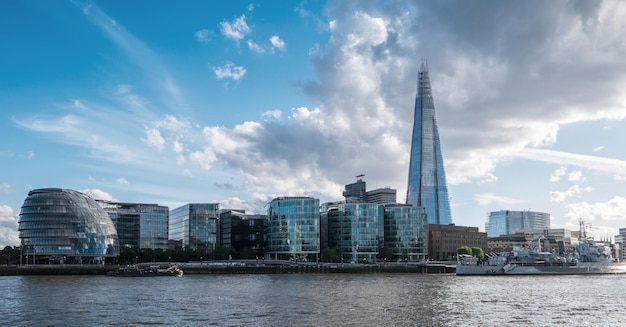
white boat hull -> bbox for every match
[456,262,626,275]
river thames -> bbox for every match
[1,273,624,326]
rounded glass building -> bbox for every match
[267,196,320,262]
[18,188,119,265]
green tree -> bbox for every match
[470,247,485,261]
[321,247,340,263]
[457,245,473,256]
[377,247,393,262]
[238,246,255,259]
[2,246,19,265]
[119,247,137,264]
[212,246,233,260]
[400,249,409,262]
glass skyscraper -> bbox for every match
[267,196,320,261]
[406,62,452,225]
[18,188,119,265]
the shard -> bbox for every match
[405,62,452,225]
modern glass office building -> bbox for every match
[267,196,320,261]
[169,203,219,253]
[382,204,428,262]
[486,210,551,237]
[325,202,381,264]
[98,201,169,250]
[219,209,268,259]
[18,188,119,265]
[405,62,452,225]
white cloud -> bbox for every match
[116,178,129,185]
[172,140,184,154]
[212,63,246,80]
[247,40,265,53]
[15,112,135,163]
[516,148,626,180]
[78,2,187,109]
[220,197,256,213]
[155,114,191,132]
[81,189,116,201]
[550,185,592,204]
[269,35,286,51]
[262,109,282,120]
[550,166,567,182]
[116,84,133,95]
[0,205,19,248]
[145,128,166,150]
[568,170,583,182]
[72,99,86,109]
[194,29,212,44]
[563,197,626,235]
[188,148,218,170]
[0,205,13,218]
[219,14,250,42]
[474,193,527,207]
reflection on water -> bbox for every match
[1,273,625,326]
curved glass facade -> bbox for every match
[406,63,452,225]
[486,210,551,237]
[267,197,320,261]
[326,203,381,264]
[18,188,119,264]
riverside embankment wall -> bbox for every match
[0,263,455,276]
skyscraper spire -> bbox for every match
[405,62,452,225]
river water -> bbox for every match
[1,273,624,326]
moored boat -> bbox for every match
[457,220,626,275]
[106,264,183,277]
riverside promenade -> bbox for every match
[0,260,456,276]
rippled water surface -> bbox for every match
[1,273,625,326]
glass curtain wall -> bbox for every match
[169,203,219,253]
[383,204,428,262]
[267,197,320,261]
[328,203,380,264]
[18,188,119,265]
[406,62,452,225]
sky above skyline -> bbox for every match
[2,0,626,248]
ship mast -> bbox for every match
[579,218,587,241]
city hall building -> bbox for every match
[18,188,119,265]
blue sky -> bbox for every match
[2,0,626,248]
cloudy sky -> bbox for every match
[2,0,626,248]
